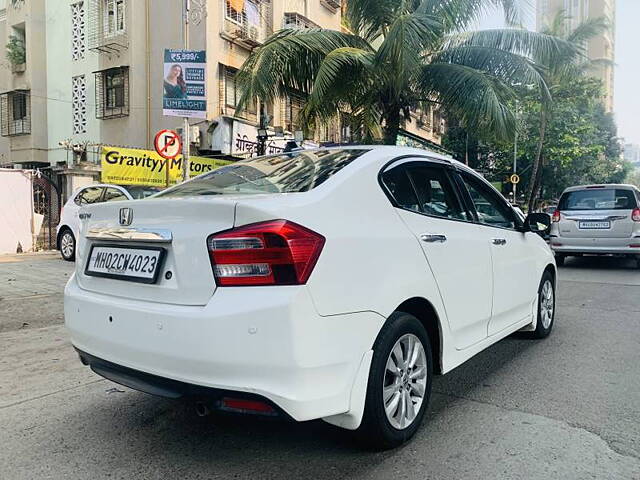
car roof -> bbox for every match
[305,145,456,164]
[562,184,640,193]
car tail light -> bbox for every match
[551,210,561,223]
[632,208,640,222]
[207,220,325,286]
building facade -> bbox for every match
[537,0,616,112]
[0,0,444,203]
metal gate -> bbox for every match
[31,171,61,251]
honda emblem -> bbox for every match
[119,207,133,226]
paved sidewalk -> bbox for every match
[0,254,74,332]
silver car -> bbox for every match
[550,184,640,268]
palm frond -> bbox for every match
[419,62,516,138]
[236,29,371,112]
[567,16,609,45]
[432,44,550,102]
[444,28,579,68]
[375,13,441,93]
[307,47,375,118]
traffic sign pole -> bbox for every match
[182,0,191,183]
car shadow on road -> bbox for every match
[560,255,638,270]
[66,335,540,477]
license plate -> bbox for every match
[85,245,165,284]
[578,221,610,230]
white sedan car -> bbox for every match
[65,147,556,449]
[57,184,160,261]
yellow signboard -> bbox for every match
[100,146,233,187]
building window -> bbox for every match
[71,2,86,60]
[95,67,129,119]
[72,75,87,133]
[0,90,31,136]
[222,66,256,120]
[223,0,264,46]
[284,94,305,132]
[104,0,125,37]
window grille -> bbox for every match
[284,94,305,132]
[0,90,31,136]
[95,67,129,119]
[222,66,257,121]
[72,75,87,133]
[87,0,127,54]
[222,0,271,48]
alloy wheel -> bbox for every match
[540,280,554,329]
[61,232,75,259]
[383,333,428,430]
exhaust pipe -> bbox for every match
[195,402,210,417]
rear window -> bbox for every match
[155,149,369,198]
[558,188,638,211]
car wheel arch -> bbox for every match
[544,263,557,285]
[57,226,73,249]
[387,297,443,375]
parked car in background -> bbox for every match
[550,184,640,268]
[57,184,160,261]
[65,147,556,449]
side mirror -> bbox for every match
[525,212,551,234]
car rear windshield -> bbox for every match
[155,149,369,198]
[558,188,638,211]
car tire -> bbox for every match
[525,271,556,339]
[555,254,565,267]
[357,311,433,450]
[59,229,76,262]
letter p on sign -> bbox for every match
[154,129,182,160]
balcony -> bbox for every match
[221,0,271,50]
[320,0,341,12]
[87,0,128,55]
[283,12,319,30]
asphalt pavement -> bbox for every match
[1,253,639,479]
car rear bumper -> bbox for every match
[550,236,640,255]
[64,274,384,423]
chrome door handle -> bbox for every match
[492,238,507,246]
[420,234,447,243]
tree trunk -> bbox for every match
[527,111,548,212]
[383,107,401,145]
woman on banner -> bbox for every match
[164,64,188,99]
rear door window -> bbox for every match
[406,166,469,221]
[103,187,128,202]
[380,166,421,212]
[74,187,104,205]
[558,189,638,211]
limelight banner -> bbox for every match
[163,49,207,119]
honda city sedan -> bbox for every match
[64,147,556,449]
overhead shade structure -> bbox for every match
[228,0,245,12]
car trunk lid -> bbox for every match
[75,197,237,306]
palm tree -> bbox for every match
[237,0,575,147]
[526,11,609,211]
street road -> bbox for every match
[1,254,639,479]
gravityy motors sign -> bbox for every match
[163,49,207,119]
[100,146,232,187]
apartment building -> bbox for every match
[0,0,444,203]
[537,0,616,111]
